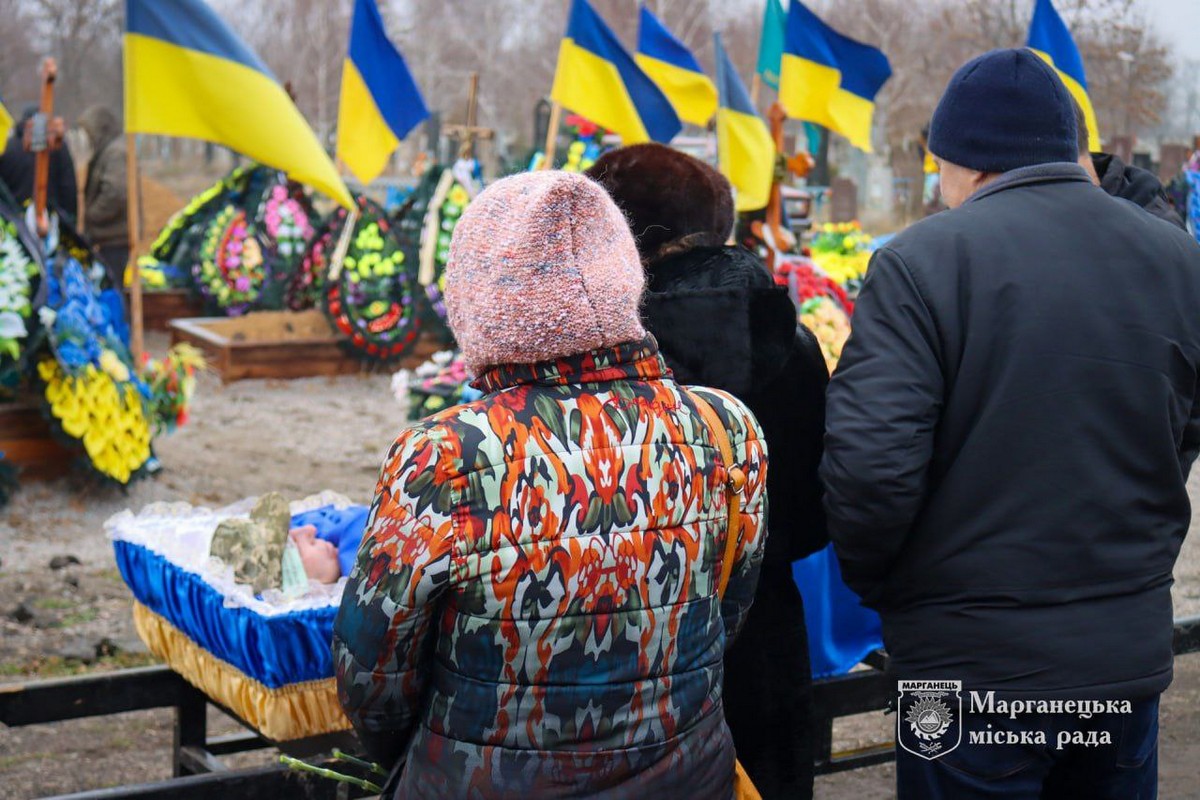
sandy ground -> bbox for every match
[1,331,1199,797]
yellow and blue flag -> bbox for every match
[551,0,681,144]
[0,98,12,147]
[124,0,352,208]
[337,0,428,185]
[1027,0,1099,151]
[779,1,891,153]
[634,5,716,127]
[715,34,774,213]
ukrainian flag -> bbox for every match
[124,0,352,208]
[634,5,716,128]
[1027,0,1100,151]
[0,99,11,148]
[778,1,891,153]
[337,0,429,185]
[715,34,774,213]
[551,0,681,144]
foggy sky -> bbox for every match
[1141,0,1200,61]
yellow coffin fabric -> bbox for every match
[132,602,350,741]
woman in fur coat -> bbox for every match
[588,145,830,800]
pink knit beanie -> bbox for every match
[445,171,648,375]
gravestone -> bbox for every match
[831,177,859,223]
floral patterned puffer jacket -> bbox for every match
[333,337,767,799]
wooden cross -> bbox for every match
[442,73,494,159]
[754,102,814,272]
[23,57,64,237]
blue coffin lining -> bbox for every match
[114,540,337,688]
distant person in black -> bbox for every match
[0,105,78,222]
[1072,100,1184,229]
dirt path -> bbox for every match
[1,331,1198,797]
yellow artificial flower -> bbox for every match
[99,349,131,382]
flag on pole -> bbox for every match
[715,34,774,212]
[778,0,891,152]
[550,0,681,144]
[755,0,787,91]
[124,0,352,207]
[0,99,12,148]
[634,5,716,127]
[1027,0,1100,151]
[337,0,428,185]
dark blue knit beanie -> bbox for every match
[928,48,1078,173]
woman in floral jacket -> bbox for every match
[333,171,768,799]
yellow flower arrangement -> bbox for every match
[39,358,153,484]
[799,298,853,373]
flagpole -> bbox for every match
[541,101,562,170]
[125,131,144,364]
[750,73,762,109]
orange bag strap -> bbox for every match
[685,389,746,600]
[686,390,763,800]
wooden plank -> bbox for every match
[130,290,205,332]
[166,311,442,383]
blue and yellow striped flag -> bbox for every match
[715,34,774,213]
[1027,0,1099,151]
[778,1,891,153]
[124,0,352,208]
[337,0,429,185]
[550,0,681,144]
[634,5,716,127]
[0,98,12,148]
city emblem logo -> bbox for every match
[897,680,962,760]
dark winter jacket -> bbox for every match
[1093,152,1185,229]
[822,163,1200,700]
[333,339,769,799]
[642,245,828,798]
[0,108,78,220]
[78,106,127,248]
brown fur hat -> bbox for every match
[585,143,735,264]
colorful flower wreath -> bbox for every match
[141,343,205,436]
[778,257,854,373]
[261,184,315,262]
[259,183,317,310]
[39,358,152,484]
[286,218,333,312]
[195,205,268,315]
[798,296,852,374]
[0,216,40,367]
[324,197,422,362]
[38,258,153,484]
[141,165,277,294]
[810,221,873,289]
[392,350,481,422]
[423,182,469,324]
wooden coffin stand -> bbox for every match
[169,309,441,384]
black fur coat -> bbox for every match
[641,244,829,800]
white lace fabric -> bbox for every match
[106,492,354,617]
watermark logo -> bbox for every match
[898,680,962,760]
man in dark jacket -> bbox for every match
[822,48,1200,799]
[587,144,829,800]
[1073,101,1184,229]
[0,105,78,221]
[77,105,128,286]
